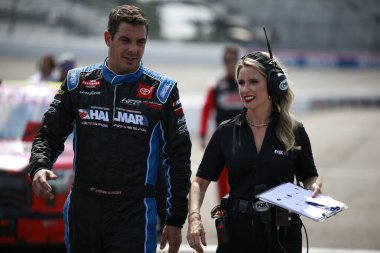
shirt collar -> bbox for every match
[238,108,279,127]
[102,58,144,85]
[236,108,246,126]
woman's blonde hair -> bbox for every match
[235,52,298,152]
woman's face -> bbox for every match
[237,65,271,111]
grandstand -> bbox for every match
[1,0,379,52]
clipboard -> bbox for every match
[256,182,348,222]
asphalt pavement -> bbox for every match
[170,108,380,253]
[1,38,380,253]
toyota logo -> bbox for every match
[140,88,151,95]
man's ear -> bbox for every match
[104,31,111,47]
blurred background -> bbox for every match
[0,0,380,252]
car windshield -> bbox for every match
[0,84,56,140]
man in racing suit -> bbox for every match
[28,5,191,253]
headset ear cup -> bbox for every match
[269,70,288,98]
[266,68,275,97]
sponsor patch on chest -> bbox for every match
[274,149,288,156]
[143,101,163,110]
[81,79,101,89]
[136,83,154,99]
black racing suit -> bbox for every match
[29,60,192,253]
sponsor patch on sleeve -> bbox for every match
[174,107,184,116]
[173,99,181,107]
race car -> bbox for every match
[0,81,73,247]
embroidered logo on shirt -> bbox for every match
[81,79,101,89]
[56,88,65,95]
[136,83,154,99]
[143,101,163,110]
[173,99,181,107]
[274,150,288,156]
[174,107,184,116]
[121,98,141,106]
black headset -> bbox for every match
[241,28,289,99]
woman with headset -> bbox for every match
[186,51,322,253]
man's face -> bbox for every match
[105,22,147,75]
[224,53,238,78]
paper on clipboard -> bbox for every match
[256,182,348,222]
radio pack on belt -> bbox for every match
[211,194,230,245]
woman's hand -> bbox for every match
[303,176,322,198]
[310,182,322,197]
[186,213,206,253]
[187,177,210,252]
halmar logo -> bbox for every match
[79,109,109,122]
[79,109,148,126]
[113,111,148,126]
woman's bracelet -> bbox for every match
[188,211,202,221]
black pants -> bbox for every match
[64,190,157,253]
[216,211,302,253]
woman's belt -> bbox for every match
[229,198,273,214]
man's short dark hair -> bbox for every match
[107,5,148,38]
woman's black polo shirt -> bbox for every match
[196,110,318,200]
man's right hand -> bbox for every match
[32,168,58,200]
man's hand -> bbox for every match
[159,225,182,253]
[31,168,58,200]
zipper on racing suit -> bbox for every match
[112,86,117,125]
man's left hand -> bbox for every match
[159,225,182,253]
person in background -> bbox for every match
[27,53,58,84]
[57,52,76,82]
[29,5,191,253]
[199,45,242,199]
[187,51,321,253]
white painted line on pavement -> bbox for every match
[158,244,380,253]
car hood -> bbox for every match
[0,140,74,173]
